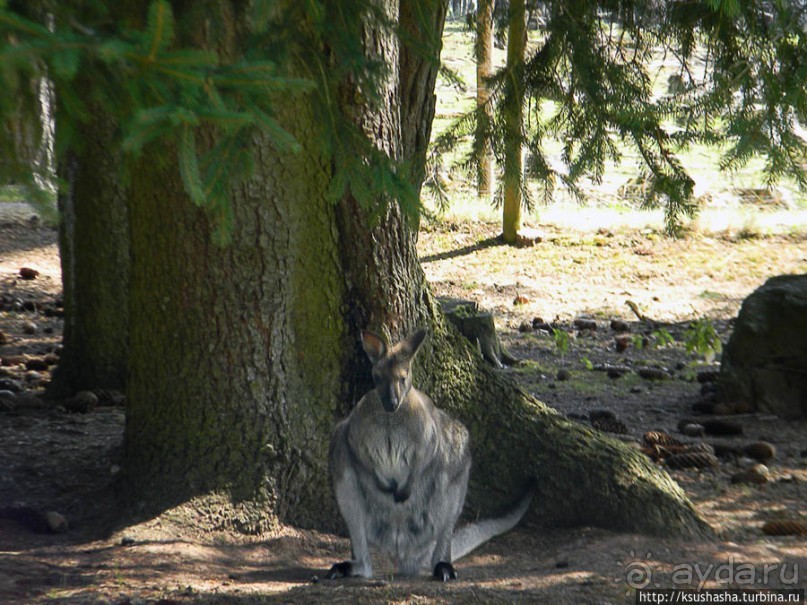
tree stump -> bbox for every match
[441,298,517,368]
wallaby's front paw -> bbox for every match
[432,561,457,582]
[326,561,352,580]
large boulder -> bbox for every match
[719,274,807,418]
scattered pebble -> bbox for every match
[19,267,39,280]
[610,319,629,332]
[680,423,705,437]
[743,441,776,463]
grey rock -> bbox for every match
[720,274,807,418]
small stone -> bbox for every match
[610,319,629,332]
[680,423,705,437]
[743,441,776,463]
[25,357,49,372]
[573,318,598,331]
[518,321,533,333]
[44,511,68,533]
[0,378,23,392]
[121,536,136,546]
[19,267,39,280]
[67,390,99,413]
[24,371,42,384]
[22,321,37,335]
[556,368,571,381]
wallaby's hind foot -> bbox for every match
[432,561,457,582]
[326,561,351,580]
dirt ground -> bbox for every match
[1,214,806,605]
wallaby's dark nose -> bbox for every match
[381,385,399,413]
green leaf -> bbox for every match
[145,0,175,60]
[98,39,132,63]
[196,108,254,131]
[177,126,205,206]
[51,48,81,80]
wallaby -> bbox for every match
[327,329,533,581]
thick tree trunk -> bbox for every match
[475,0,495,200]
[122,3,345,531]
[502,0,526,243]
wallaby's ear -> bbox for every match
[361,331,387,363]
[401,329,427,359]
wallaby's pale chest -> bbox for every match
[350,403,435,486]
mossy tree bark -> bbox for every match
[67,0,708,538]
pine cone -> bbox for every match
[665,452,718,469]
[761,519,807,536]
[643,431,682,447]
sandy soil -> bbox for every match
[1,216,806,605]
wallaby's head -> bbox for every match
[361,329,427,413]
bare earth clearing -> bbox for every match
[0,215,806,604]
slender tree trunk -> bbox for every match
[502,0,526,244]
[475,0,495,200]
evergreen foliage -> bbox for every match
[432,0,807,231]
[0,0,422,241]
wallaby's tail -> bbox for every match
[451,480,535,561]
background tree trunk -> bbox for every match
[51,116,129,396]
[475,0,495,200]
[502,0,526,244]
